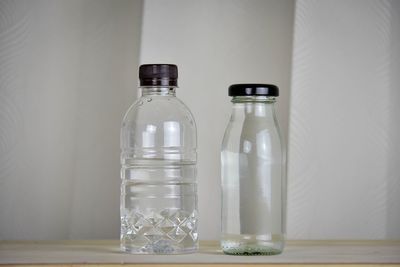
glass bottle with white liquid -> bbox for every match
[221,84,286,255]
[120,64,198,254]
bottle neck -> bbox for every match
[231,96,276,118]
[140,86,176,96]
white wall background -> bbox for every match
[288,0,400,239]
[0,0,399,240]
[139,0,294,240]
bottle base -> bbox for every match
[222,245,282,256]
[120,208,198,255]
[121,243,198,255]
[221,234,284,256]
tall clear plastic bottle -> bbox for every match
[221,84,286,255]
[120,64,198,254]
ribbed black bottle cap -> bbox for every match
[139,64,178,86]
[228,84,279,97]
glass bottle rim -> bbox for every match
[231,95,276,103]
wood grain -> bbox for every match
[0,240,399,266]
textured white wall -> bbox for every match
[0,0,143,239]
[288,0,400,239]
[140,0,295,240]
[1,0,399,240]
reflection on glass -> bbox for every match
[163,121,181,147]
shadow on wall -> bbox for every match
[0,0,143,240]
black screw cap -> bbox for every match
[139,64,178,86]
[228,84,279,97]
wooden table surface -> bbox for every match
[1,240,399,266]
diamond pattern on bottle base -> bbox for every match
[167,226,187,242]
[146,211,164,226]
[158,218,176,233]
[189,231,198,242]
[143,227,164,242]
[121,209,198,253]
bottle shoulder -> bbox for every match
[222,113,283,152]
[121,95,197,152]
[123,96,196,128]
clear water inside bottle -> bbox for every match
[120,159,198,254]
[120,85,198,254]
[221,95,286,256]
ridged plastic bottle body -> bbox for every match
[120,87,197,254]
[221,96,286,255]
